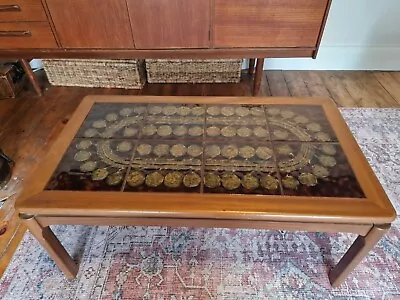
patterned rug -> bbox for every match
[1,108,399,300]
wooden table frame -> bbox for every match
[16,96,396,288]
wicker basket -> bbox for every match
[146,59,242,83]
[42,59,146,89]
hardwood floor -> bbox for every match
[0,70,399,277]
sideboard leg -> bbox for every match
[328,224,390,287]
[19,59,42,97]
[248,58,256,75]
[21,215,78,278]
[253,58,264,96]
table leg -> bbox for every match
[19,59,42,97]
[328,224,390,287]
[248,58,256,75]
[21,215,78,278]
[253,58,264,96]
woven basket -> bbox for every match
[42,59,146,89]
[146,59,242,83]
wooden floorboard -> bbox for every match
[0,69,399,278]
[373,72,400,105]
[265,71,291,96]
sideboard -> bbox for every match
[0,0,332,96]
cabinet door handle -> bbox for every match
[0,4,21,12]
[0,31,32,37]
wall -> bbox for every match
[264,0,400,70]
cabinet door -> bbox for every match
[127,0,210,49]
[46,0,134,48]
[214,0,328,48]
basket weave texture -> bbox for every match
[146,59,242,83]
[42,59,145,89]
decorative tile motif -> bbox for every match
[45,103,364,198]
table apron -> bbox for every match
[35,216,373,236]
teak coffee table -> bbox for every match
[16,96,396,287]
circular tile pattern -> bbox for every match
[293,115,309,124]
[205,145,221,158]
[250,107,264,116]
[92,120,107,129]
[123,127,138,137]
[319,155,337,167]
[260,175,279,190]
[187,145,202,157]
[149,106,162,115]
[136,144,152,156]
[306,123,322,132]
[153,144,170,157]
[105,113,118,122]
[241,174,259,190]
[253,127,269,138]
[207,106,220,116]
[206,126,220,137]
[117,141,132,152]
[145,172,164,187]
[315,132,331,142]
[74,151,91,162]
[106,172,123,186]
[221,173,241,190]
[84,129,98,138]
[173,125,187,136]
[221,126,236,137]
[183,172,201,188]
[312,165,329,178]
[280,110,295,119]
[188,126,203,137]
[177,106,191,116]
[120,108,134,117]
[142,125,157,136]
[282,175,299,189]
[239,146,255,159]
[92,168,109,181]
[235,107,250,117]
[256,147,273,160]
[164,171,183,188]
[221,106,235,116]
[298,172,318,186]
[191,106,204,116]
[80,161,97,172]
[321,144,336,155]
[204,172,221,188]
[273,130,289,140]
[221,145,239,159]
[157,125,172,137]
[163,106,177,116]
[127,171,145,187]
[170,144,187,157]
[76,140,92,150]
[237,127,252,137]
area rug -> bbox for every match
[0,108,399,300]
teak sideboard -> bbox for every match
[0,0,332,96]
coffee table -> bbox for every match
[16,96,396,287]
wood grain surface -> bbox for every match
[0,0,47,22]
[214,0,328,48]
[127,0,210,49]
[0,22,57,49]
[46,0,134,48]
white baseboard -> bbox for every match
[262,46,400,70]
